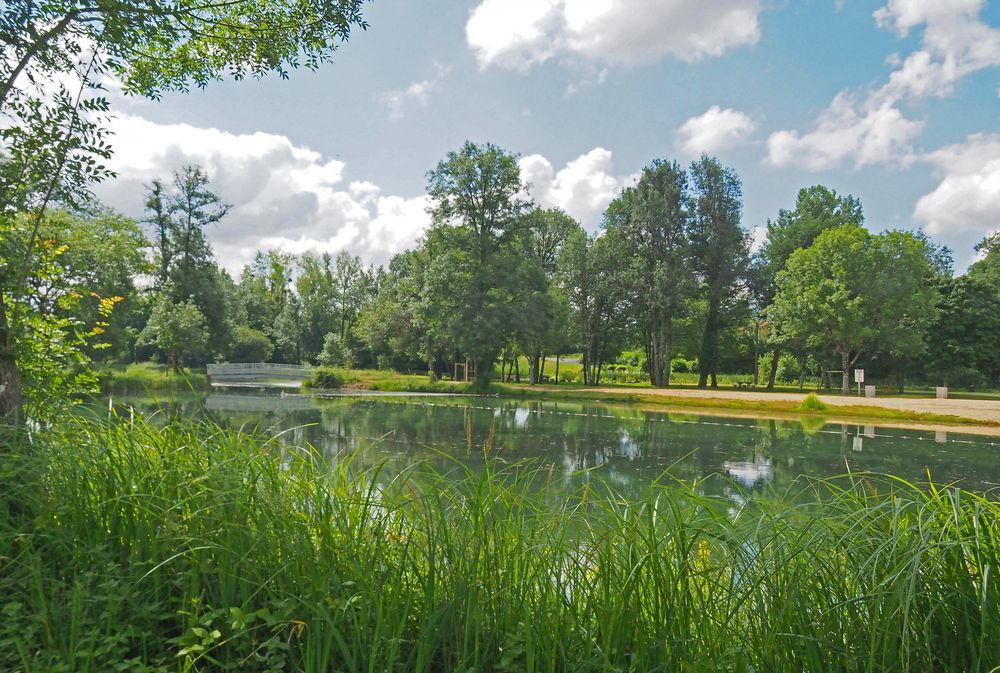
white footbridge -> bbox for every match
[207,362,314,387]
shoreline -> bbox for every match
[492,383,1000,434]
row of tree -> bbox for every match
[9,144,1000,405]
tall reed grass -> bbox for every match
[1,416,998,672]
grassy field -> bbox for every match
[2,416,998,672]
[502,356,1000,397]
[95,362,209,394]
[305,367,476,393]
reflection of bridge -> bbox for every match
[205,393,317,413]
[207,362,313,387]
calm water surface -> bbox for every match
[129,392,1000,497]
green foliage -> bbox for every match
[604,159,694,387]
[230,325,274,363]
[927,254,1000,387]
[423,141,534,386]
[96,361,208,393]
[797,393,829,412]
[671,357,696,374]
[137,295,210,372]
[146,167,235,357]
[0,0,370,417]
[689,156,750,386]
[1,214,123,418]
[1,0,369,105]
[770,225,939,393]
[311,368,344,389]
[557,226,627,384]
[317,332,354,368]
[759,185,864,296]
[3,416,1000,671]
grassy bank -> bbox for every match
[306,367,476,394]
[2,416,998,672]
[303,368,997,427]
[494,383,997,427]
[96,362,209,394]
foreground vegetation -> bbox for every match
[2,416,998,672]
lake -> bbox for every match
[124,392,1000,497]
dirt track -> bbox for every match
[583,387,1000,425]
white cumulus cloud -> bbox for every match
[766,93,923,171]
[466,0,761,70]
[96,114,431,272]
[376,63,452,120]
[767,0,1000,171]
[519,148,633,229]
[914,133,1000,237]
[676,106,757,156]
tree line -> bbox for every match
[6,141,1000,409]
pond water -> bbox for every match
[125,392,1000,497]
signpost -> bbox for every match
[854,369,864,396]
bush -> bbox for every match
[230,325,274,362]
[671,357,693,374]
[797,393,829,412]
[317,332,354,368]
[312,368,345,389]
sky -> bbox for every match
[92,0,1000,273]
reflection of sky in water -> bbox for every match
[722,458,773,488]
[136,394,1000,497]
[513,407,530,428]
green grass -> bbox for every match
[2,415,999,672]
[95,362,209,394]
[797,393,830,412]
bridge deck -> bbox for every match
[207,362,315,381]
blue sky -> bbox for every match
[96,0,1000,272]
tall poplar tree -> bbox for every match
[605,159,693,387]
[689,156,749,388]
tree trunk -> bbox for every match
[698,300,719,388]
[528,353,538,385]
[752,320,760,386]
[767,350,780,390]
[473,357,492,389]
[555,354,561,384]
[539,353,546,381]
[0,350,21,421]
[0,293,21,420]
[841,352,851,395]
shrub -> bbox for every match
[317,333,354,368]
[230,325,274,362]
[312,368,345,389]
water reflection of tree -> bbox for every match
[115,394,1000,495]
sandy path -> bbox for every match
[579,387,1000,424]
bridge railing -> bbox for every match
[207,362,315,380]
